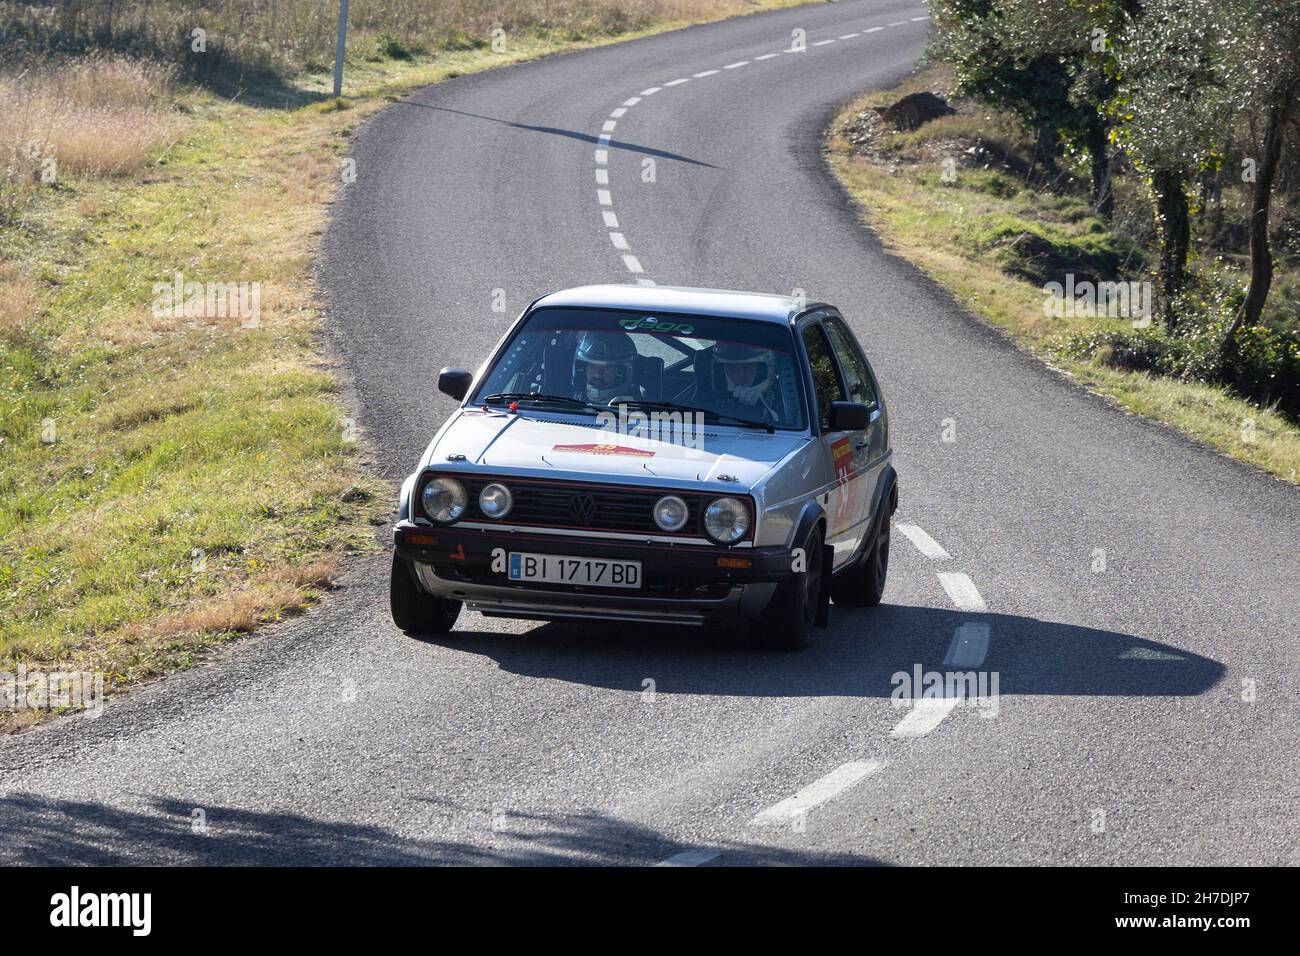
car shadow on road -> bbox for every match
[411,603,1225,700]
[0,792,880,866]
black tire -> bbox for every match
[751,525,824,651]
[831,505,890,607]
[390,552,461,634]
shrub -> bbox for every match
[1058,326,1188,376]
[372,34,412,61]
[963,215,1133,286]
[1058,320,1300,419]
[1223,324,1300,419]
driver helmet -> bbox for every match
[575,330,637,403]
[714,340,775,405]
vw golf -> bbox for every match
[391,284,897,650]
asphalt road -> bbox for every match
[2,0,1296,866]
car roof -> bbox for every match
[530,284,831,325]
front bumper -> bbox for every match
[393,521,791,625]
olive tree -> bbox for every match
[1108,0,1237,330]
[930,0,1138,217]
[1219,0,1300,362]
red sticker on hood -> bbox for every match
[551,442,655,458]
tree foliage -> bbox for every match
[933,0,1300,355]
[930,0,1134,214]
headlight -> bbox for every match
[653,495,689,532]
[478,482,513,519]
[421,477,467,524]
[703,496,750,544]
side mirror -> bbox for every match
[437,367,473,401]
[828,400,871,431]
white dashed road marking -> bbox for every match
[750,760,885,827]
[656,848,721,867]
[895,523,951,560]
[945,622,991,668]
[938,572,987,612]
[890,698,960,739]
[590,7,933,286]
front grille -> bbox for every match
[414,474,751,539]
[463,477,707,536]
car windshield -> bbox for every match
[470,307,808,431]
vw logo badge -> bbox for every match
[570,493,597,521]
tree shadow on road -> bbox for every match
[395,101,720,168]
[410,603,1225,700]
[0,792,880,866]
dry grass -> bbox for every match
[119,556,340,645]
[0,55,177,212]
[3,0,796,74]
[0,262,36,345]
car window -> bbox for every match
[800,322,846,430]
[471,308,809,430]
[824,317,878,409]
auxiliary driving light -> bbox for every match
[478,482,514,519]
[653,495,690,532]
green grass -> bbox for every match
[0,90,388,701]
[0,1,815,729]
[827,68,1300,485]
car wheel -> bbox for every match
[752,525,824,651]
[831,505,890,607]
[390,552,462,634]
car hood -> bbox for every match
[426,408,808,488]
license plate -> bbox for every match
[507,552,641,588]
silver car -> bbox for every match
[391,285,897,650]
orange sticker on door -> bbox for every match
[830,437,857,531]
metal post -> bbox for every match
[333,0,350,98]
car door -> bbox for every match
[798,318,861,568]
[823,313,887,546]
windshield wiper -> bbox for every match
[481,392,600,412]
[616,399,776,434]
